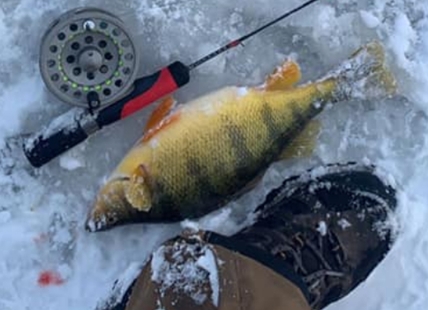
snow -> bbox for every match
[236,86,249,97]
[360,10,381,29]
[0,1,428,310]
[389,12,418,70]
[338,218,352,230]
[59,154,85,171]
[317,221,328,236]
[95,262,143,310]
[195,248,220,307]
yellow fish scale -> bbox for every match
[145,80,336,204]
[150,106,238,201]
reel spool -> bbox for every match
[39,7,140,109]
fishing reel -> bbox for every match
[40,8,140,111]
[24,7,189,168]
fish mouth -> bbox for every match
[85,216,107,232]
[84,208,116,232]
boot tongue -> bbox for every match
[301,246,322,274]
[290,227,344,275]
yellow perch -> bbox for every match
[86,41,396,232]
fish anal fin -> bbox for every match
[279,120,321,160]
[125,165,153,212]
[144,96,177,134]
[264,60,302,91]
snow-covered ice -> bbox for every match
[317,221,328,236]
[1,0,428,309]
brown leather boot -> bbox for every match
[228,163,397,310]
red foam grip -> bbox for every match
[120,68,178,119]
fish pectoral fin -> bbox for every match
[263,60,302,91]
[144,96,177,134]
[143,110,181,142]
[279,120,321,160]
[124,165,154,212]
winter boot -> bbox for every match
[98,163,397,310]
[215,163,397,310]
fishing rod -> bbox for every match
[23,0,320,168]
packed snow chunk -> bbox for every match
[151,240,219,306]
[338,218,352,230]
[59,154,85,171]
[360,10,381,29]
[236,87,249,97]
[196,248,220,307]
[181,219,200,233]
[198,207,239,236]
[317,221,328,236]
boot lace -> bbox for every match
[241,226,347,308]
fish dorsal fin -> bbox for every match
[263,60,302,91]
[144,96,177,134]
[279,120,320,160]
[124,165,154,212]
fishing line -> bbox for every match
[188,0,320,70]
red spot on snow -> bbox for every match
[33,233,48,244]
[38,270,64,287]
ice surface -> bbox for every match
[1,0,428,309]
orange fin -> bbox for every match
[125,164,153,211]
[143,111,181,142]
[264,60,301,91]
[144,96,177,134]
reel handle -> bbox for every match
[96,61,190,125]
[23,61,190,168]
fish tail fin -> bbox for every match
[326,41,397,101]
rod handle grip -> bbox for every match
[23,110,94,168]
